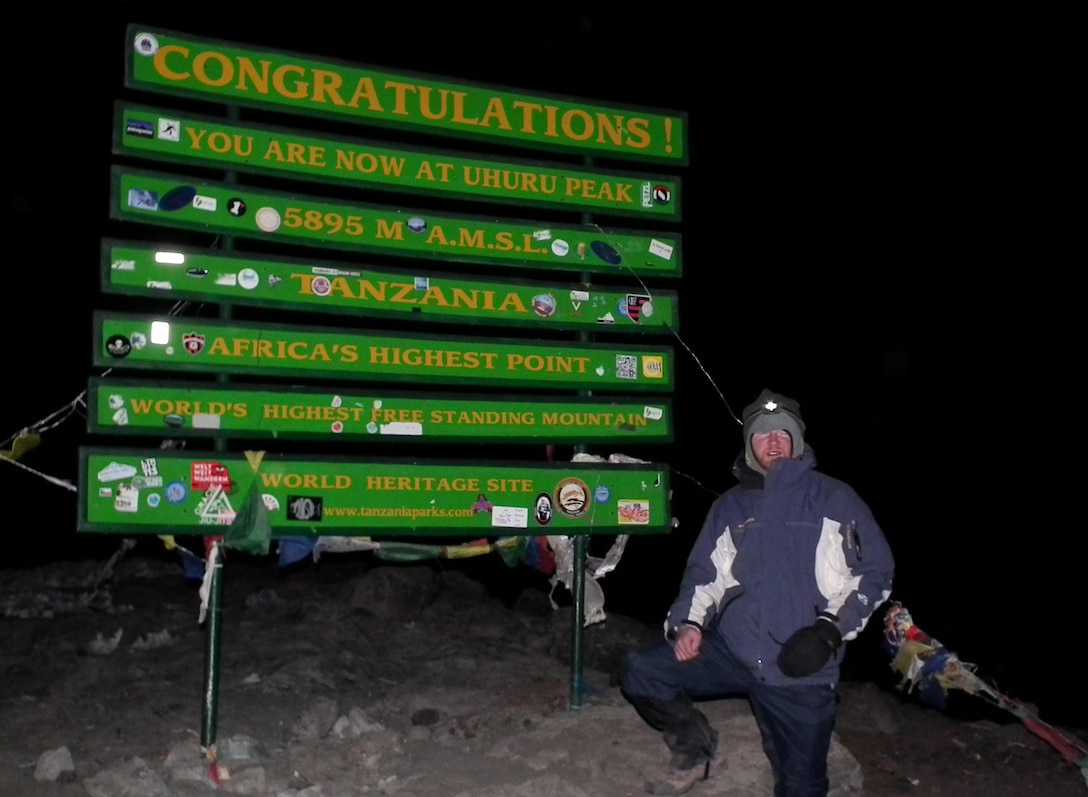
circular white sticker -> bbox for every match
[133,33,159,56]
[237,268,260,290]
[641,301,654,318]
[551,239,570,257]
[255,207,281,232]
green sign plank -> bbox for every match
[112,167,682,277]
[80,448,672,535]
[88,378,673,444]
[115,103,682,220]
[104,241,679,334]
[126,26,687,164]
[94,313,674,392]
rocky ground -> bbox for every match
[1,549,1085,797]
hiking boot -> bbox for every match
[643,752,726,795]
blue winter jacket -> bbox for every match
[665,447,895,686]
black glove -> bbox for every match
[777,618,843,678]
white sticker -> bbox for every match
[108,394,125,410]
[115,484,139,513]
[380,422,423,436]
[112,408,129,426]
[491,506,528,529]
[157,118,181,142]
[215,273,238,286]
[644,406,663,421]
[255,207,281,232]
[649,239,674,260]
[532,229,552,241]
[193,195,217,211]
[570,290,590,302]
[237,268,260,290]
[192,413,222,430]
[133,32,159,56]
[146,281,172,290]
[111,260,135,271]
[98,462,137,482]
[551,239,569,257]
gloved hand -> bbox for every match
[777,618,843,677]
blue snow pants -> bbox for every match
[620,629,839,797]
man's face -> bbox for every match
[751,429,793,471]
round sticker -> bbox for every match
[164,414,184,428]
[554,477,590,519]
[331,421,344,434]
[106,335,131,358]
[255,207,281,232]
[147,493,161,508]
[551,239,570,257]
[133,33,159,56]
[594,485,611,504]
[108,394,124,410]
[130,332,147,350]
[311,276,332,296]
[237,268,260,290]
[165,482,188,504]
[408,216,427,233]
[531,294,557,318]
[227,198,247,217]
[653,186,672,203]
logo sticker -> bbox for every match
[618,499,650,525]
[147,493,161,508]
[286,495,323,521]
[125,120,154,138]
[165,481,188,504]
[590,240,622,265]
[191,461,231,491]
[106,335,131,358]
[551,239,570,257]
[98,462,137,482]
[182,333,205,355]
[195,486,236,525]
[642,356,664,379]
[130,332,147,350]
[140,458,159,477]
[133,32,159,56]
[653,186,672,204]
[193,195,217,211]
[262,494,280,512]
[407,216,427,233]
[311,276,332,296]
[157,118,181,142]
[127,189,158,211]
[531,294,557,318]
[115,484,139,513]
[533,492,554,527]
[648,239,673,261]
[625,295,653,324]
[159,186,197,212]
[472,494,494,514]
[594,485,611,504]
[554,477,590,519]
[227,198,247,217]
[237,268,260,290]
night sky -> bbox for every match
[3,12,1084,730]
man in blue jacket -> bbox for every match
[621,389,895,796]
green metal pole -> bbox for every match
[201,542,225,755]
[569,163,594,711]
[200,104,240,757]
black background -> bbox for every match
[2,11,1084,729]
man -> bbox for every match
[621,389,894,796]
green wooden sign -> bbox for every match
[126,26,687,164]
[95,313,674,391]
[104,241,678,334]
[112,167,682,277]
[80,448,672,535]
[88,378,673,443]
[116,103,682,219]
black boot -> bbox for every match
[627,694,719,768]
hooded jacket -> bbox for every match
[665,446,895,686]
